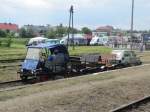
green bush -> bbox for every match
[6,38,12,47]
[0,34,14,47]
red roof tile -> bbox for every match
[96,26,114,32]
[0,23,19,32]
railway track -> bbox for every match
[0,64,21,69]
[0,63,149,94]
[0,80,23,89]
[110,95,150,112]
[0,58,24,63]
[0,79,35,92]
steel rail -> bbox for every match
[0,58,24,63]
[0,80,22,84]
[110,95,150,112]
[0,64,21,69]
[0,80,24,90]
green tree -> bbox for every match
[0,30,7,37]
[46,24,80,39]
[46,29,57,39]
[81,27,92,34]
[55,24,67,38]
[19,28,28,38]
[70,28,79,34]
[46,24,68,39]
[5,33,14,47]
[26,28,35,38]
[19,28,35,38]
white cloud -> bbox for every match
[0,0,150,30]
[0,0,114,12]
[0,0,52,11]
[0,0,116,18]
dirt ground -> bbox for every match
[0,64,150,112]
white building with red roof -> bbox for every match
[93,25,114,36]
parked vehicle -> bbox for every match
[90,36,108,45]
[27,37,48,46]
[60,34,87,45]
[111,50,142,66]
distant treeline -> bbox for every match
[19,25,92,39]
[0,25,92,39]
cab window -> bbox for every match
[26,48,41,60]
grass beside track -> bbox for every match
[69,46,112,55]
[0,46,26,60]
[0,45,111,60]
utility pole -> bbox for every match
[130,0,134,50]
[67,7,72,49]
[67,5,75,50]
[71,6,75,50]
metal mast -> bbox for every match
[130,0,134,50]
[67,5,74,50]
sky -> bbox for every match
[0,0,150,30]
